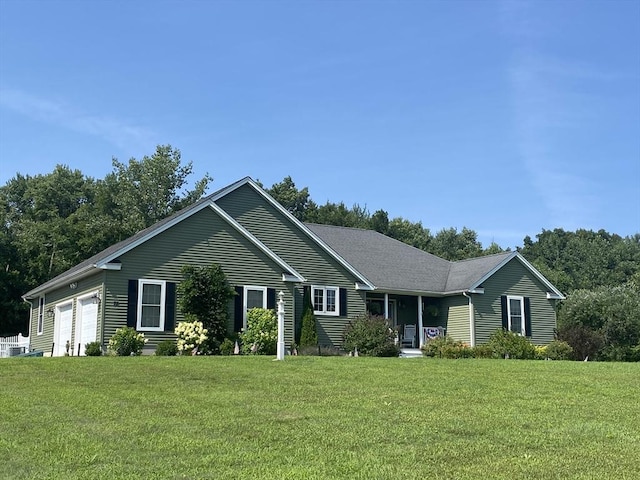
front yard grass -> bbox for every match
[1,356,638,479]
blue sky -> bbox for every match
[1,0,638,249]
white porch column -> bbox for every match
[418,295,424,348]
[276,291,285,360]
[384,293,389,319]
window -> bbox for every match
[312,285,339,316]
[37,296,44,335]
[243,286,267,328]
[507,295,525,335]
[137,280,166,331]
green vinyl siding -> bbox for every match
[473,258,557,345]
[440,295,470,344]
[217,184,366,347]
[103,206,296,349]
[28,273,105,355]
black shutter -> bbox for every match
[234,286,244,332]
[339,288,347,316]
[127,280,138,328]
[303,286,311,311]
[524,297,532,337]
[267,288,276,310]
[164,282,176,332]
[500,295,508,330]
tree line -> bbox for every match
[1,146,638,360]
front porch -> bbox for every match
[366,293,445,348]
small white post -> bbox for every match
[276,291,285,361]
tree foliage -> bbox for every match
[0,146,210,336]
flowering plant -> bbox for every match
[175,320,208,354]
[108,327,147,356]
[239,308,277,355]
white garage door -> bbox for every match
[76,298,98,356]
[54,303,73,357]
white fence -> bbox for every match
[0,334,30,358]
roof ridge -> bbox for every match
[451,250,514,264]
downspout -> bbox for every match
[462,291,475,347]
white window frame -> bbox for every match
[243,286,267,329]
[136,279,166,332]
[506,295,526,336]
[37,296,45,335]
[312,285,340,316]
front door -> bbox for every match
[54,302,73,357]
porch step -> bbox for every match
[400,348,422,358]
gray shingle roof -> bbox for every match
[306,223,515,294]
[305,224,450,293]
[445,252,515,291]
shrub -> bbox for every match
[471,344,494,359]
[598,344,640,362]
[239,308,277,355]
[486,329,536,359]
[534,345,548,360]
[544,340,573,360]
[556,324,604,360]
[219,338,236,356]
[175,320,208,355]
[84,341,102,356]
[342,314,400,357]
[178,264,235,343]
[155,340,178,356]
[421,336,472,359]
[108,327,147,356]
[299,308,318,347]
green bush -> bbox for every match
[84,341,102,356]
[556,324,604,360]
[486,329,536,359]
[178,264,235,343]
[598,344,640,362]
[299,308,318,347]
[239,308,277,355]
[219,338,236,356]
[155,340,178,356]
[342,314,400,357]
[471,344,494,359]
[544,340,573,360]
[108,327,147,356]
[421,336,471,358]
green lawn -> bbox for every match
[1,356,638,479]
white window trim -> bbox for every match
[312,285,340,317]
[136,279,166,332]
[506,295,526,336]
[37,296,45,335]
[243,286,267,329]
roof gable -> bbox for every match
[212,178,375,289]
[23,178,303,298]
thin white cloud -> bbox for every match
[0,88,156,151]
